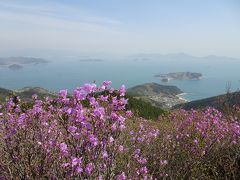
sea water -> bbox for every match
[0,57,240,101]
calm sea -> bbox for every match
[0,57,240,101]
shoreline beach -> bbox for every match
[176,93,189,102]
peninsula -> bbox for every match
[127,82,186,109]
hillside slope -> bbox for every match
[0,87,13,101]
[127,82,182,96]
[0,87,55,101]
[16,87,56,100]
[174,91,240,111]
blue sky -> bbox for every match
[0,0,239,57]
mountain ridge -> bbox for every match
[130,53,240,61]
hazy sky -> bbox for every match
[0,0,240,57]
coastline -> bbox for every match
[176,93,189,102]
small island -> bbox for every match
[78,58,103,62]
[154,72,203,82]
[8,64,23,70]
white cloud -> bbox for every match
[0,10,119,33]
[0,0,122,30]
[0,0,128,54]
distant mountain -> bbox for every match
[164,53,194,59]
[130,53,239,61]
[127,83,185,109]
[174,91,240,112]
[202,55,238,61]
[130,53,194,60]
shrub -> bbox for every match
[0,81,239,179]
[0,81,158,179]
[146,108,240,179]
